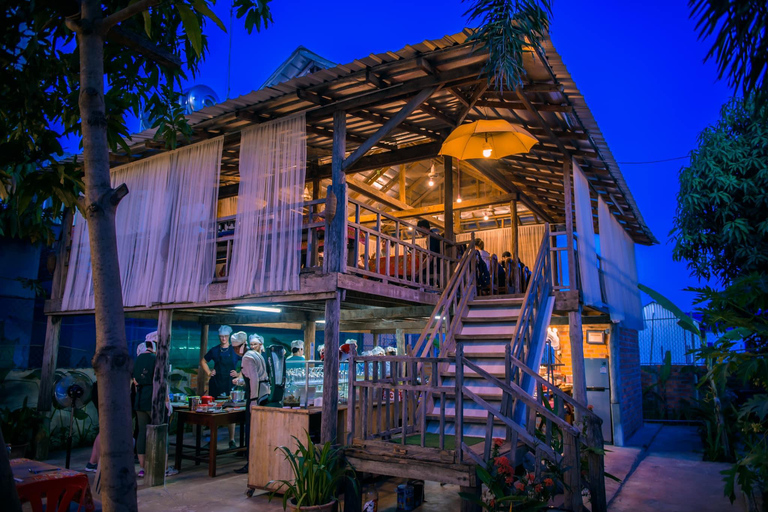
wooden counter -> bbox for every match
[248,405,346,491]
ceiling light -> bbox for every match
[316,320,326,324]
[456,195,462,203]
[482,141,493,158]
[234,305,282,313]
[428,177,434,187]
[483,213,489,221]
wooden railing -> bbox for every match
[346,197,459,292]
[346,355,453,448]
[412,245,476,360]
[510,224,553,368]
[456,343,606,511]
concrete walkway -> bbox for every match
[607,423,738,512]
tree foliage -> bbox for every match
[689,0,768,104]
[671,95,768,284]
[464,0,552,91]
[0,0,272,244]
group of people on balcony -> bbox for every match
[473,238,532,295]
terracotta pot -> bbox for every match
[289,498,337,512]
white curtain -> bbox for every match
[227,114,306,298]
[598,197,643,330]
[161,139,222,304]
[61,138,222,310]
[456,224,545,268]
[573,160,602,306]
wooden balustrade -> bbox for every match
[345,197,459,292]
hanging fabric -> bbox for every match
[598,197,643,330]
[573,160,602,306]
[61,138,222,310]
[455,224,545,268]
[227,113,307,298]
[161,138,223,304]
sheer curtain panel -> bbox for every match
[598,197,644,330]
[456,224,545,268]
[61,138,222,310]
[573,160,602,306]
[227,114,307,298]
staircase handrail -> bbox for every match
[510,223,552,363]
[413,245,477,359]
[507,353,599,422]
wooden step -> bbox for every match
[448,348,507,358]
[459,324,516,337]
[468,298,523,308]
[461,315,519,323]
[427,413,509,425]
[456,334,511,341]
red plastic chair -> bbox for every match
[16,475,89,512]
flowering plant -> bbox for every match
[460,438,559,511]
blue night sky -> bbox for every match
[147,0,735,310]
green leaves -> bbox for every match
[638,283,700,336]
[234,0,274,34]
[464,0,552,91]
[671,95,768,284]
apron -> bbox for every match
[210,347,236,398]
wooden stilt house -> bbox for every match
[40,30,654,511]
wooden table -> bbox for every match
[11,458,95,512]
[174,409,246,477]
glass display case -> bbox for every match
[282,361,356,408]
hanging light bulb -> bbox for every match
[427,163,435,187]
[428,177,435,187]
[456,195,462,203]
[483,212,489,221]
[482,134,493,158]
[456,165,461,203]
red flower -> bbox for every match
[527,473,535,482]
[544,478,554,487]
[587,404,594,411]
[493,438,504,448]
[494,456,511,474]
[505,475,514,485]
[514,481,525,492]
[534,484,543,493]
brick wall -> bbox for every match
[641,364,702,419]
[616,326,643,438]
[550,323,611,382]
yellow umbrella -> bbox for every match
[439,119,538,160]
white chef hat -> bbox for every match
[248,334,264,345]
[218,325,233,336]
[145,331,158,342]
[318,344,325,353]
[385,346,397,355]
[136,342,147,356]
[231,331,247,347]
[290,340,304,350]
[371,346,386,356]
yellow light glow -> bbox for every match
[482,143,493,158]
[456,195,462,203]
[428,178,434,187]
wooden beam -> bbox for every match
[304,320,316,359]
[316,142,442,177]
[398,164,406,203]
[338,305,434,321]
[347,178,410,211]
[358,192,518,223]
[321,291,341,443]
[455,84,488,126]
[327,111,348,273]
[569,306,588,415]
[444,156,454,242]
[197,324,209,395]
[562,159,578,290]
[342,87,437,172]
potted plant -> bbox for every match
[270,431,356,511]
[1,397,44,458]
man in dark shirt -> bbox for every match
[200,325,241,449]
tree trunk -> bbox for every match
[78,1,137,510]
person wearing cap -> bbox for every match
[317,344,325,361]
[286,340,306,369]
[231,333,270,474]
[133,332,157,478]
[201,326,241,450]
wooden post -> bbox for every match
[197,324,209,395]
[510,197,520,293]
[304,320,316,359]
[585,414,607,512]
[395,328,405,356]
[444,156,454,242]
[321,291,341,444]
[398,164,407,203]
[372,332,380,347]
[607,324,624,446]
[563,431,583,511]
[562,158,577,291]
[326,110,348,273]
[146,309,172,487]
[569,306,587,413]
